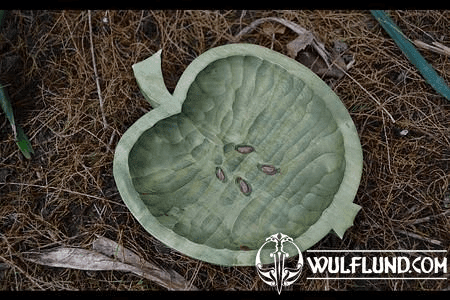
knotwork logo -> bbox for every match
[255,233,303,294]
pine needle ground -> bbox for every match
[0,10,448,290]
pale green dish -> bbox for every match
[113,44,363,266]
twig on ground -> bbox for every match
[233,17,332,68]
[0,255,45,290]
[381,113,393,174]
[395,229,443,246]
[413,40,450,57]
[135,10,144,36]
[0,182,125,206]
[333,63,396,124]
[106,130,116,154]
[410,210,450,225]
[88,10,108,129]
[187,261,202,291]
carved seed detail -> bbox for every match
[215,167,226,182]
[236,177,251,196]
[215,144,280,196]
[258,164,280,175]
[235,144,255,154]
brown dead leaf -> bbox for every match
[286,33,315,58]
[92,235,147,268]
[92,235,196,290]
[234,16,357,82]
[24,247,133,272]
[23,236,198,290]
[234,17,332,68]
[413,39,450,57]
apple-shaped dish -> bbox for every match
[113,44,363,266]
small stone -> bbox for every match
[399,129,409,136]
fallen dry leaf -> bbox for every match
[24,247,134,272]
[23,236,197,290]
[286,32,315,58]
[92,235,196,290]
[413,39,450,57]
[234,17,358,83]
[234,17,332,68]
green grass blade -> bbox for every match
[371,10,450,101]
[0,84,15,125]
[15,124,34,159]
[0,12,33,159]
[0,85,34,159]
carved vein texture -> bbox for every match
[129,55,345,251]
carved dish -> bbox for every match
[113,44,363,266]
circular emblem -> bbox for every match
[255,233,303,294]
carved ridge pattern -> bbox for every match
[129,55,345,250]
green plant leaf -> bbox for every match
[1,85,33,159]
[0,84,15,126]
[15,124,34,159]
[1,14,33,160]
[114,44,363,266]
[371,10,450,101]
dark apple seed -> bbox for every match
[235,144,255,154]
[236,177,251,196]
[259,164,280,175]
[215,167,226,182]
